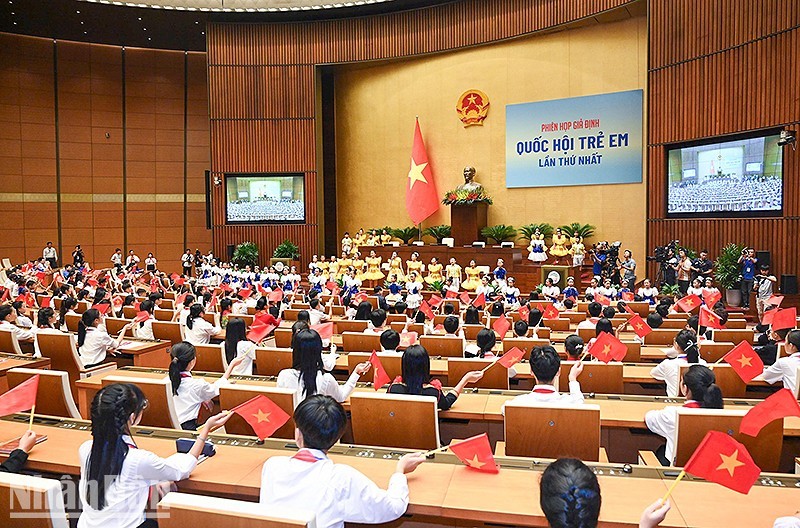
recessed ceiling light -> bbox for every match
[84,31,88,34]
[76,10,80,13]
[147,37,151,41]
[143,27,147,31]
[138,17,141,20]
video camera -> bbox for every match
[647,240,680,263]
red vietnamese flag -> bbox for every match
[419,301,435,320]
[445,289,458,299]
[405,118,439,225]
[399,331,418,347]
[369,351,391,390]
[595,294,611,307]
[256,283,269,297]
[311,322,334,340]
[35,271,46,282]
[492,316,511,339]
[740,389,800,437]
[676,294,702,313]
[0,375,39,416]
[683,431,760,494]
[766,295,784,307]
[111,295,124,309]
[498,347,525,369]
[247,323,275,343]
[761,308,777,326]
[134,311,150,323]
[231,395,290,440]
[448,433,499,473]
[621,291,634,302]
[472,293,486,308]
[518,304,530,322]
[39,296,51,308]
[174,276,186,286]
[87,277,99,287]
[239,288,253,300]
[92,303,111,315]
[220,283,233,293]
[589,332,627,363]
[428,295,443,308]
[542,304,560,320]
[723,341,764,383]
[175,292,188,307]
[459,291,471,305]
[627,314,652,339]
[622,303,635,315]
[268,289,284,303]
[207,295,218,311]
[0,287,9,303]
[699,306,725,330]
[325,280,337,292]
[703,290,722,308]
[353,292,369,305]
[771,307,797,331]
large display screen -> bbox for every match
[225,173,305,224]
[666,133,783,217]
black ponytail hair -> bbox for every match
[540,458,601,528]
[474,328,496,358]
[78,309,101,348]
[37,307,55,328]
[0,304,12,322]
[292,329,325,399]
[185,303,204,330]
[675,329,699,363]
[169,341,197,395]
[87,383,147,510]
[224,317,247,364]
[786,329,800,351]
[138,300,155,328]
[59,297,77,328]
[683,364,723,408]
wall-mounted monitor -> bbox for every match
[225,172,305,224]
[666,131,783,218]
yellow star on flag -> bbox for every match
[716,449,745,477]
[408,159,428,190]
[736,354,752,368]
[685,298,695,307]
[600,344,611,358]
[635,323,644,330]
[465,455,486,469]
[253,409,271,423]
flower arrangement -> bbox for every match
[442,188,493,205]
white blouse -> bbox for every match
[277,369,360,408]
[183,317,221,345]
[173,372,230,424]
[221,340,256,376]
[79,327,116,367]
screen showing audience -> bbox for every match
[225,173,305,224]
[667,134,783,216]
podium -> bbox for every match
[450,202,488,246]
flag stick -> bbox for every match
[422,444,450,456]
[28,405,35,431]
[661,469,686,502]
[480,360,499,373]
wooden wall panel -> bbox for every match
[207,0,634,266]
[647,0,800,280]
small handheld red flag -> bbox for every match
[771,307,797,331]
[518,304,530,322]
[627,314,652,339]
[268,289,284,303]
[111,295,124,309]
[175,292,188,307]
[39,296,51,308]
[492,316,511,339]
[369,351,391,390]
[723,341,764,383]
[766,295,784,307]
[703,290,722,308]
[428,295,443,308]
[399,331,418,347]
[134,311,150,323]
[589,332,627,363]
[740,389,800,437]
[231,395,290,440]
[595,294,611,307]
[676,294,702,313]
[247,323,275,343]
[238,288,253,300]
[353,292,369,305]
[220,283,233,293]
[472,293,486,308]
[699,306,725,330]
[498,347,524,369]
[419,301,435,320]
[0,375,39,417]
[460,291,471,305]
[445,290,458,300]
[622,303,635,315]
[448,433,499,473]
[683,431,760,494]
[621,291,634,302]
[542,304,560,320]
[92,303,111,315]
[310,322,334,340]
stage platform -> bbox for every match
[369,244,581,293]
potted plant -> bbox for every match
[390,226,421,245]
[659,283,682,298]
[480,224,517,245]
[715,243,745,306]
[232,241,259,269]
[559,222,596,241]
[519,223,554,241]
[422,225,452,244]
[271,239,300,268]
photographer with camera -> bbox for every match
[737,247,758,310]
[691,249,714,282]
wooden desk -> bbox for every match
[0,352,51,393]
[116,338,172,369]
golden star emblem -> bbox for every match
[635,323,644,330]
[600,344,611,357]
[465,455,486,469]
[685,298,695,307]
[716,449,745,477]
[252,409,271,423]
[736,354,752,368]
[467,94,478,105]
[408,158,429,190]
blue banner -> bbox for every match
[505,90,643,188]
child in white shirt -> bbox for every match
[763,329,800,395]
[650,329,706,397]
[183,304,221,345]
[502,345,584,415]
[77,308,134,367]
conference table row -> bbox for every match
[0,414,796,527]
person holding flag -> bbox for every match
[259,395,426,528]
[762,329,800,394]
[645,364,723,466]
[501,346,585,414]
[649,329,706,397]
[0,304,35,347]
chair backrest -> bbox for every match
[697,341,735,363]
[218,385,295,439]
[121,306,136,319]
[231,314,255,326]
[501,338,550,359]
[102,375,180,429]
[386,314,407,324]
[448,358,508,390]
[104,317,129,335]
[194,344,226,373]
[389,322,425,336]
[542,318,571,331]
[621,340,641,362]
[504,401,601,461]
[626,302,651,317]
[152,321,185,346]
[341,332,381,352]
[712,329,755,345]
[255,347,294,377]
[675,408,782,471]
[419,335,464,358]
[1,258,11,268]
[0,328,22,355]
[462,324,486,341]
[350,392,439,450]
[201,312,217,325]
[274,328,293,348]
[52,297,63,311]
[577,327,595,342]
[161,299,175,309]
[0,472,69,528]
[723,319,747,329]
[7,368,81,419]
[335,320,369,333]
[64,313,82,333]
[678,364,747,399]
[35,332,89,396]
[644,329,679,346]
[75,301,90,314]
[659,319,688,329]
[157,492,316,528]
[347,352,401,385]
[556,361,624,394]
[154,308,175,321]
[282,309,301,321]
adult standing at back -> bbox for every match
[43,242,58,269]
[737,247,758,310]
[671,248,692,295]
[181,248,194,277]
[72,245,85,267]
